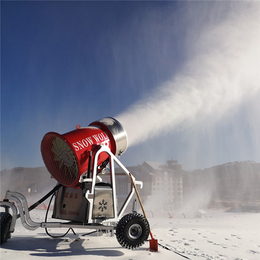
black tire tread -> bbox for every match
[0,212,12,245]
[116,212,149,249]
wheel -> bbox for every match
[116,213,150,249]
[0,212,12,245]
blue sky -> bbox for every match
[1,1,260,171]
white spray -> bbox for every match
[116,4,260,150]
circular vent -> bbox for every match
[41,133,79,187]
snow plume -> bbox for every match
[116,3,260,148]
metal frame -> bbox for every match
[0,145,143,234]
[84,145,143,223]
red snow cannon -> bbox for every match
[41,117,127,187]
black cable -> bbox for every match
[17,183,63,219]
[44,189,76,238]
[81,230,97,236]
[87,151,92,178]
[158,242,190,259]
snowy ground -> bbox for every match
[0,208,259,260]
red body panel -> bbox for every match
[41,126,115,187]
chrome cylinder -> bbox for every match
[89,117,128,157]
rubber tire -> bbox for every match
[116,213,150,249]
[0,212,12,245]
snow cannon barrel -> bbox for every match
[41,117,128,187]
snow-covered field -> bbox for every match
[0,209,259,260]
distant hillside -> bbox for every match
[2,161,260,210]
[183,161,260,209]
[0,167,57,203]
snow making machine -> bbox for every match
[0,117,153,250]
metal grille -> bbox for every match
[41,133,79,186]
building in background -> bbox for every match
[114,160,183,211]
[182,161,260,211]
[1,161,259,212]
